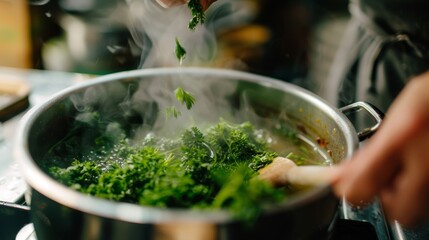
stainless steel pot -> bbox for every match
[14,68,382,240]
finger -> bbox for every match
[333,78,429,204]
[361,72,429,155]
[332,146,401,205]
[380,130,429,227]
[380,169,429,227]
[156,0,187,8]
[332,111,418,205]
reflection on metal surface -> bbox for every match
[393,221,406,240]
[153,222,216,240]
[16,223,36,240]
[340,197,392,240]
[339,101,384,141]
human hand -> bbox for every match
[199,0,217,11]
[332,71,429,227]
[156,0,217,11]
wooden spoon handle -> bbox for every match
[287,165,337,186]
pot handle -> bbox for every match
[339,101,384,141]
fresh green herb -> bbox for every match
[204,120,274,167]
[248,151,278,172]
[50,160,102,190]
[172,0,205,66]
[175,87,195,110]
[165,106,181,119]
[212,165,284,222]
[174,37,187,63]
[46,119,287,222]
[165,86,195,119]
[187,0,205,30]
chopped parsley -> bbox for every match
[175,86,195,110]
[187,0,205,30]
[165,86,195,119]
[46,119,287,222]
[165,106,181,119]
[174,37,186,63]
[172,1,206,65]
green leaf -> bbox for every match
[165,106,182,119]
[175,37,187,64]
[187,0,205,30]
[175,87,195,110]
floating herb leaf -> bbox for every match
[165,106,182,119]
[187,0,205,30]
[175,37,186,63]
[175,87,195,110]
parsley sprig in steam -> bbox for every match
[187,0,206,30]
[172,0,206,64]
[175,87,195,110]
[175,37,186,64]
[169,38,195,119]
[165,86,195,119]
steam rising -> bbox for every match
[70,73,258,144]
[130,75,240,138]
[127,0,216,68]
[70,0,259,142]
[126,0,253,68]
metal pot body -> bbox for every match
[15,68,370,240]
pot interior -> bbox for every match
[22,68,358,221]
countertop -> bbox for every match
[0,67,93,202]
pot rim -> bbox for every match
[14,67,358,224]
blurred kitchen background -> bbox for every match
[0,0,349,94]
